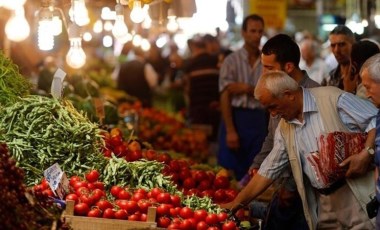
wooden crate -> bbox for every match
[63,201,158,230]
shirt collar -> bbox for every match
[302,87,318,113]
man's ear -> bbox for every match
[284,62,295,74]
[283,90,295,100]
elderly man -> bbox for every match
[360,53,380,228]
[222,70,377,229]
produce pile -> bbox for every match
[0,95,107,186]
[0,144,65,230]
[0,51,31,106]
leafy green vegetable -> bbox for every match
[0,51,32,106]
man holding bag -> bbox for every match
[222,70,377,229]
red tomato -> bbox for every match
[156,203,170,216]
[125,200,139,214]
[128,213,141,221]
[96,200,113,211]
[169,207,181,217]
[74,203,90,216]
[222,220,237,230]
[76,187,90,197]
[156,192,171,204]
[196,221,209,230]
[144,149,157,161]
[132,192,146,202]
[42,189,54,197]
[150,187,163,199]
[183,177,196,189]
[127,150,143,161]
[69,176,82,187]
[201,189,215,199]
[65,193,79,204]
[140,213,147,221]
[156,153,171,164]
[91,189,105,202]
[213,189,226,203]
[85,169,100,183]
[180,219,193,230]
[138,200,151,213]
[198,180,212,190]
[80,194,94,206]
[118,189,131,200]
[168,223,181,229]
[213,176,230,189]
[93,181,105,190]
[157,216,171,228]
[217,212,228,222]
[114,209,128,220]
[170,194,181,207]
[102,208,115,219]
[193,170,208,182]
[73,181,88,191]
[179,207,194,219]
[40,178,50,190]
[194,209,208,222]
[205,213,219,225]
[87,208,102,218]
[110,185,123,198]
[110,135,123,147]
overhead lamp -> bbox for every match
[2,0,26,10]
[166,8,178,33]
[69,0,90,26]
[37,2,54,51]
[112,3,129,40]
[5,6,30,42]
[130,0,145,23]
[66,23,86,69]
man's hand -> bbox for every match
[339,149,372,178]
[226,131,240,150]
[226,83,253,95]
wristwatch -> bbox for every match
[365,146,375,155]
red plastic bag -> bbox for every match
[307,131,367,187]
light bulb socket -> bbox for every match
[38,6,53,20]
[68,23,81,39]
[115,3,124,16]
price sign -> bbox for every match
[43,163,69,199]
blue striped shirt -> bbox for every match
[258,87,377,189]
[219,48,262,109]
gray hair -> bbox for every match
[254,70,299,100]
[360,53,380,83]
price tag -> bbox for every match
[43,163,69,199]
[51,68,67,99]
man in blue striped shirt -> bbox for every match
[218,14,268,180]
[360,53,380,229]
[222,71,377,229]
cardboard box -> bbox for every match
[64,200,158,230]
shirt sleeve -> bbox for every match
[219,55,236,92]
[337,92,377,132]
[144,63,159,89]
[258,124,290,180]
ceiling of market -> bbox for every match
[0,0,198,76]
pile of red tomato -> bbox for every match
[34,169,241,230]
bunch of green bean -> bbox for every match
[103,156,179,195]
[0,95,107,186]
[0,51,32,106]
[182,195,223,214]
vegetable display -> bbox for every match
[0,95,107,186]
[0,51,32,106]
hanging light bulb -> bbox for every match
[130,0,145,23]
[142,4,151,29]
[5,6,30,42]
[166,8,178,33]
[93,19,103,33]
[66,23,86,69]
[37,4,54,51]
[2,0,26,10]
[69,0,90,26]
[112,3,129,40]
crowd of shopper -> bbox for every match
[114,13,380,229]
